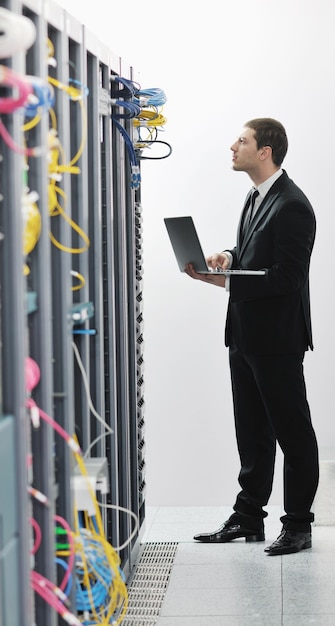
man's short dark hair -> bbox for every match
[244,118,288,166]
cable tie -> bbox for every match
[30,405,40,428]
[27,94,39,106]
[61,611,81,626]
[31,146,46,157]
[28,486,49,505]
[139,96,149,106]
[49,173,63,182]
[68,438,81,454]
[0,8,36,58]
[54,588,67,603]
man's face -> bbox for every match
[230,126,259,174]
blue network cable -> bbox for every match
[24,77,55,117]
[110,75,138,98]
[75,534,114,614]
[134,87,167,107]
[111,118,141,189]
[110,98,141,119]
[55,557,73,597]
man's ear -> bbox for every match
[259,145,272,161]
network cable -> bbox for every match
[136,139,173,160]
[110,98,141,119]
[133,107,167,128]
[72,341,114,450]
[22,189,41,258]
[0,64,32,113]
[111,118,141,190]
[134,87,167,107]
[0,65,45,157]
[0,8,36,58]
[25,356,128,622]
[24,75,55,119]
[71,465,128,625]
[110,75,138,99]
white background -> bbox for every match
[56,0,335,508]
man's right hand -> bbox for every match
[206,252,230,271]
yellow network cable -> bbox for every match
[48,181,90,254]
[22,113,42,132]
[133,107,167,128]
[73,449,129,625]
[47,38,55,64]
[23,192,41,250]
[134,125,157,147]
[71,270,86,292]
[47,76,87,168]
[47,80,90,253]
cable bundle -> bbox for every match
[133,87,167,107]
[110,75,173,184]
[0,65,45,157]
[74,528,126,622]
[0,64,32,114]
[24,76,55,118]
[133,107,167,129]
[22,189,41,275]
[70,450,129,624]
[47,77,90,253]
[111,118,141,189]
[0,8,36,58]
[26,356,129,624]
[110,75,138,99]
[110,99,141,119]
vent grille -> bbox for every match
[123,542,178,625]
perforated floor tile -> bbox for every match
[122,542,178,626]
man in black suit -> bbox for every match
[185,118,319,555]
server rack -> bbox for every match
[0,1,147,624]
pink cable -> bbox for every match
[25,356,40,392]
[29,517,42,555]
[0,119,43,157]
[26,397,81,455]
[31,570,81,625]
[25,357,81,454]
[32,570,67,604]
[0,65,32,113]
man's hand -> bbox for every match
[206,252,230,271]
[184,263,226,287]
[184,252,229,287]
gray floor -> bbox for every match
[141,505,335,626]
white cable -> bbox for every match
[71,341,114,444]
[96,500,139,552]
[0,8,36,58]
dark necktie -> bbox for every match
[243,189,259,235]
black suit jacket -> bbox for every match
[225,171,316,355]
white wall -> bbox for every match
[56,0,335,508]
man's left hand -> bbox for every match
[184,264,226,287]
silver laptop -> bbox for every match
[164,216,265,276]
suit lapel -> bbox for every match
[238,190,281,256]
[237,171,288,255]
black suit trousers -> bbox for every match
[229,343,319,531]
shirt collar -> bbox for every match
[255,168,283,199]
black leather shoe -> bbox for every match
[194,518,265,543]
[265,529,312,555]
